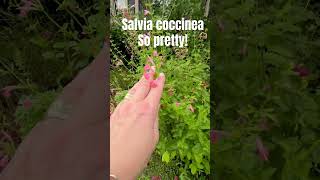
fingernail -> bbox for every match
[150,80,158,88]
[157,73,165,80]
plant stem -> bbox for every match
[42,10,63,29]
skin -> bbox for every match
[0,44,165,179]
[110,73,165,179]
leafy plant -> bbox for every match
[212,0,320,179]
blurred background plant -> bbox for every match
[0,0,107,172]
[111,0,210,179]
[212,0,320,179]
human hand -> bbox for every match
[110,72,165,180]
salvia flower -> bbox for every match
[1,86,18,98]
[240,44,248,56]
[153,50,158,57]
[256,137,269,161]
[41,31,52,40]
[18,0,35,17]
[23,98,32,109]
[210,130,227,144]
[188,104,195,113]
[144,10,150,16]
[151,176,161,180]
[217,19,225,32]
[293,64,310,77]
[258,119,270,131]
[143,63,155,80]
[123,10,131,19]
[0,155,9,170]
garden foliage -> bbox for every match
[212,0,320,179]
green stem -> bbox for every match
[0,58,35,92]
[53,0,85,30]
[305,0,311,9]
[42,10,63,29]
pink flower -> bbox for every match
[174,176,179,180]
[1,86,18,98]
[240,44,248,56]
[41,31,52,39]
[18,0,35,17]
[217,19,225,32]
[175,102,181,107]
[23,98,32,109]
[143,64,155,80]
[0,155,9,170]
[123,10,132,19]
[293,64,310,77]
[153,50,158,57]
[258,119,270,131]
[210,130,227,144]
[188,105,195,113]
[256,137,269,161]
[144,10,150,16]
[151,176,161,180]
[144,64,151,71]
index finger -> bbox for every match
[145,73,165,109]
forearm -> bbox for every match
[0,46,109,180]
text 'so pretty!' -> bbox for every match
[122,18,204,31]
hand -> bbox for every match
[110,72,165,179]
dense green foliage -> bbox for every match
[212,0,320,179]
[111,0,210,178]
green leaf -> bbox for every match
[189,163,198,175]
[162,151,170,163]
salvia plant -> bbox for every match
[212,0,320,179]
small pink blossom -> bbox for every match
[210,130,227,144]
[41,31,52,39]
[240,44,248,56]
[0,155,9,170]
[143,63,155,80]
[256,137,269,161]
[293,64,310,77]
[144,10,150,16]
[18,0,35,17]
[151,176,161,180]
[153,50,158,57]
[258,119,270,131]
[147,56,154,65]
[1,86,18,98]
[188,105,195,113]
[175,102,181,107]
[144,64,151,71]
[217,19,225,32]
[174,176,179,180]
[123,11,132,19]
[23,98,32,109]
